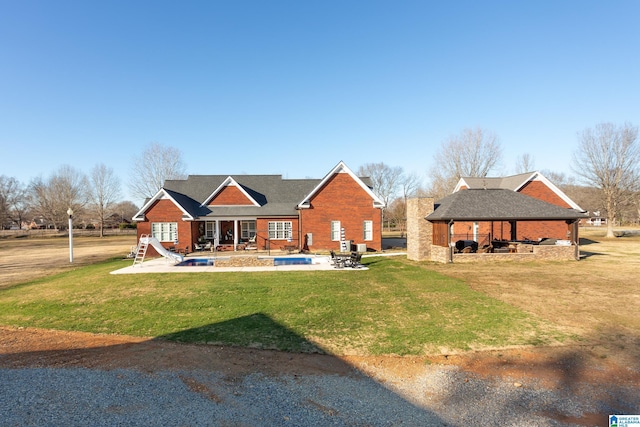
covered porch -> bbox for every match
[194,218,257,252]
[424,189,588,263]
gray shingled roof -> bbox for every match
[426,189,588,221]
[459,172,533,190]
[162,174,375,219]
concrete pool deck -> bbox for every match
[109,253,390,275]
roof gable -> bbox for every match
[297,161,384,209]
[132,188,198,221]
[454,171,583,211]
[201,176,261,207]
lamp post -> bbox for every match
[67,207,74,263]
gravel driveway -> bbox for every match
[1,327,638,426]
[2,362,638,426]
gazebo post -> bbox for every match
[448,220,454,263]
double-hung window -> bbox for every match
[268,221,292,240]
[205,222,215,239]
[241,220,256,239]
[363,220,373,241]
[330,221,341,241]
[151,222,178,242]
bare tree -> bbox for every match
[129,142,187,202]
[114,200,140,224]
[357,162,404,229]
[428,127,502,199]
[0,176,16,228]
[515,153,535,174]
[89,163,122,237]
[30,165,89,230]
[573,122,640,237]
[0,176,29,229]
[391,172,423,236]
[540,169,577,188]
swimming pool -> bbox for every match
[176,258,214,267]
[273,257,313,266]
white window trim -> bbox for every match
[363,220,373,241]
[331,221,341,241]
[241,220,257,239]
[205,222,216,239]
[151,222,178,243]
[268,221,292,240]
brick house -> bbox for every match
[133,161,384,254]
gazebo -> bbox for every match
[423,189,588,263]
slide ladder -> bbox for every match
[133,234,150,266]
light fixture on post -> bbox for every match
[67,207,74,263]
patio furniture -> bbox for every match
[245,235,257,250]
[282,244,297,253]
[332,252,352,268]
[455,240,478,253]
[349,252,363,268]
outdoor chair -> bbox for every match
[330,250,346,268]
[245,235,257,250]
[349,252,362,268]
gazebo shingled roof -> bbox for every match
[425,189,588,222]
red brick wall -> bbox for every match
[518,181,571,208]
[209,186,254,205]
[300,173,382,251]
[453,219,570,244]
[453,221,512,244]
[517,221,571,241]
[255,217,300,250]
[136,199,194,256]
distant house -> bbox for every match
[582,212,607,227]
[133,161,384,254]
[29,217,51,230]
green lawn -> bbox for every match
[0,256,566,355]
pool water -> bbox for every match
[177,258,214,267]
[273,257,312,266]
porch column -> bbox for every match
[448,221,454,263]
[234,220,239,250]
[572,220,580,261]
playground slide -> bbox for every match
[141,236,184,263]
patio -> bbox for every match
[111,251,380,275]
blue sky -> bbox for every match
[1,1,639,204]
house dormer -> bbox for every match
[200,176,262,207]
[297,161,384,209]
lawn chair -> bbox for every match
[245,235,257,250]
[330,250,347,268]
[349,252,362,268]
